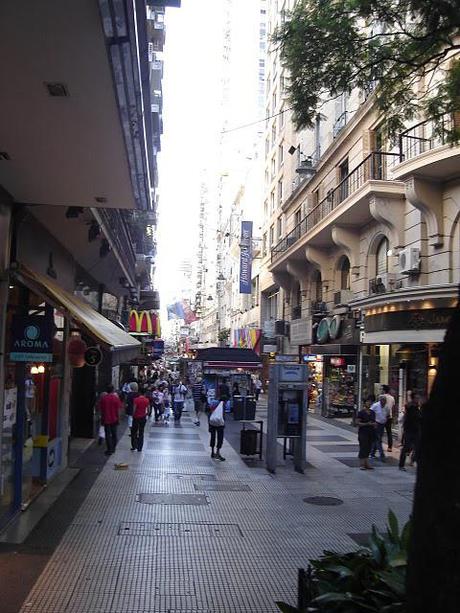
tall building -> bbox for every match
[258,0,460,415]
[0,0,179,531]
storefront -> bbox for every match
[0,266,140,530]
[362,305,454,409]
[301,315,360,418]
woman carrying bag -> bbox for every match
[208,398,226,461]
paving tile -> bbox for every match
[18,414,413,613]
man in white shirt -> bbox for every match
[370,395,390,461]
[381,385,395,451]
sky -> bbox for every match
[157,0,265,337]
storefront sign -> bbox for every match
[239,221,253,294]
[365,308,455,333]
[84,346,103,367]
[290,317,312,345]
[10,315,53,362]
[330,357,345,367]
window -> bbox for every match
[277,178,283,204]
[340,257,351,290]
[251,276,259,308]
[280,106,285,128]
[270,190,275,212]
[272,90,277,113]
[264,170,269,185]
[262,233,267,256]
[294,208,301,226]
[271,157,276,178]
[376,237,389,275]
[265,138,269,156]
[313,270,322,302]
[338,157,349,202]
[271,124,276,146]
[277,216,283,238]
[269,224,274,246]
[278,145,284,168]
[268,291,278,319]
[264,200,268,218]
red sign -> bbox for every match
[330,357,345,367]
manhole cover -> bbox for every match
[193,482,252,492]
[169,473,217,481]
[136,493,209,505]
[303,496,343,506]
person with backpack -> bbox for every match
[172,380,187,422]
[131,387,150,452]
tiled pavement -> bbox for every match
[19,405,415,613]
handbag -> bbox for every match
[209,401,225,427]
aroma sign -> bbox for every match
[10,315,53,363]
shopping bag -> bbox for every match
[98,425,105,439]
[128,415,133,428]
[209,401,225,427]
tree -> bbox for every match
[274,0,460,139]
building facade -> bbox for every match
[259,0,460,418]
[0,0,178,530]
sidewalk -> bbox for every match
[15,407,415,613]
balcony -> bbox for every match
[272,151,402,262]
[393,113,460,181]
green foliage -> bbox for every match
[276,511,410,612]
[218,328,231,342]
[273,0,460,139]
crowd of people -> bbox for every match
[96,367,260,461]
[356,385,422,471]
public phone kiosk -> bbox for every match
[266,363,308,473]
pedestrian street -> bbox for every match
[17,409,415,613]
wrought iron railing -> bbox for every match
[271,151,401,261]
[399,113,454,161]
[99,209,136,276]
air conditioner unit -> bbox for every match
[398,247,420,275]
[333,290,354,306]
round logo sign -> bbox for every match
[84,347,103,367]
[25,325,40,340]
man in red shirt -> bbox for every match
[99,384,122,455]
[131,388,150,452]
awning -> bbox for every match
[195,347,262,370]
[15,266,141,356]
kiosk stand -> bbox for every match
[266,363,308,474]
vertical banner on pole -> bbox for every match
[239,221,253,294]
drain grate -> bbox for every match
[193,482,252,492]
[303,496,344,506]
[118,522,242,537]
[136,493,209,505]
[169,473,217,481]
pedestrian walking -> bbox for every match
[381,385,396,452]
[172,380,187,422]
[370,395,390,462]
[208,399,226,461]
[152,386,164,422]
[191,377,205,426]
[125,381,139,432]
[356,395,376,470]
[131,387,150,452]
[99,384,122,455]
[399,392,422,471]
[254,378,263,402]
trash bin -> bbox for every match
[244,396,256,420]
[233,396,244,420]
[240,428,258,455]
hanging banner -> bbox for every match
[239,221,253,294]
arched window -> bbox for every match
[340,257,351,290]
[376,237,389,275]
